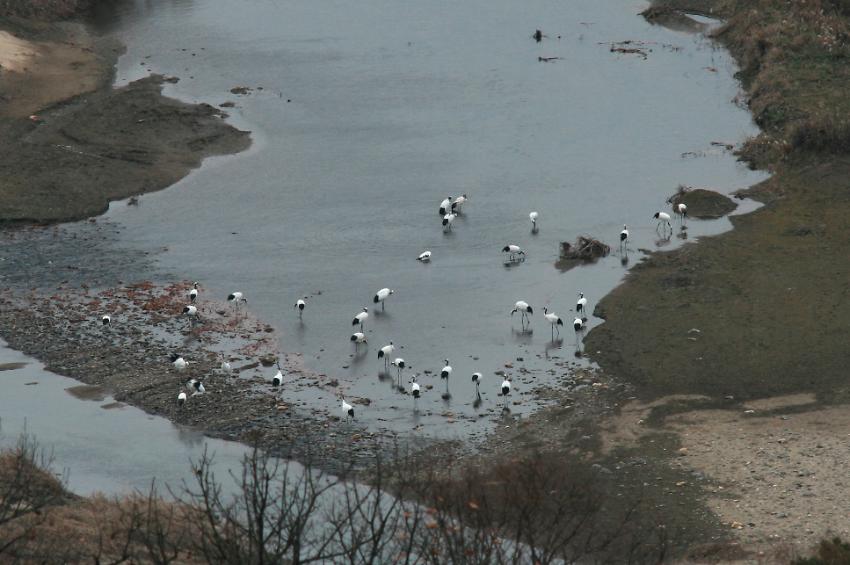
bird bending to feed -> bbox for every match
[417,250,432,262]
[188,378,205,395]
[511,300,533,327]
[472,372,482,398]
[189,282,199,303]
[391,358,405,386]
[501,377,512,406]
[410,376,421,399]
[177,391,187,406]
[451,194,467,214]
[101,315,111,326]
[620,224,629,249]
[373,288,394,310]
[352,307,369,329]
[543,307,563,337]
[442,213,456,231]
[294,297,307,317]
[272,362,283,387]
[502,244,525,261]
[576,292,588,320]
[227,291,247,315]
[183,304,198,318]
[221,360,232,373]
[653,211,672,233]
[529,211,539,232]
[573,317,585,332]
[351,332,367,349]
[341,398,354,420]
[170,353,188,371]
[378,341,395,367]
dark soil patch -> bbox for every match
[670,187,738,219]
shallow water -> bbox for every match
[0,340,250,496]
[86,0,766,438]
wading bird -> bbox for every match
[373,288,394,311]
[440,359,452,398]
[653,211,672,234]
[391,358,405,387]
[576,292,588,320]
[529,211,539,232]
[410,376,421,408]
[378,341,395,368]
[439,196,453,215]
[573,317,585,346]
[221,360,232,373]
[177,391,187,406]
[170,353,188,371]
[620,224,629,251]
[543,307,563,338]
[189,282,199,303]
[472,372,482,399]
[677,202,688,227]
[351,332,367,350]
[502,244,525,261]
[341,398,354,421]
[442,212,456,232]
[272,362,283,387]
[352,307,369,329]
[227,291,247,316]
[188,378,205,395]
[451,194,467,214]
[417,250,432,262]
[511,300,533,328]
[294,297,307,318]
[183,305,199,325]
[101,315,111,326]
[501,377,512,407]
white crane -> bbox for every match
[351,332,367,350]
[378,341,395,368]
[502,244,525,261]
[439,196,453,215]
[442,212,456,231]
[272,362,283,387]
[101,314,111,326]
[440,358,452,397]
[177,391,187,406]
[451,194,468,214]
[373,288,394,311]
[410,375,421,404]
[511,300,533,327]
[294,297,307,318]
[576,292,588,320]
[620,224,629,251]
[417,250,432,262]
[529,211,539,232]
[654,211,672,234]
[391,358,405,387]
[221,360,232,373]
[677,202,688,226]
[189,282,199,303]
[501,377,512,407]
[188,378,205,395]
[341,398,354,421]
[472,372,482,399]
[543,307,563,338]
[227,291,247,316]
[352,307,369,329]
[170,353,188,371]
[183,305,199,326]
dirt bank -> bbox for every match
[0,15,250,223]
[581,0,850,557]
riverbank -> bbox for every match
[0,11,250,223]
[581,0,850,557]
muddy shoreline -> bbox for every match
[0,14,250,223]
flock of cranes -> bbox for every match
[97,193,689,423]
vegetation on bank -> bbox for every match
[0,435,671,564]
[0,0,111,20]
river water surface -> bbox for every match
[3,0,769,494]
